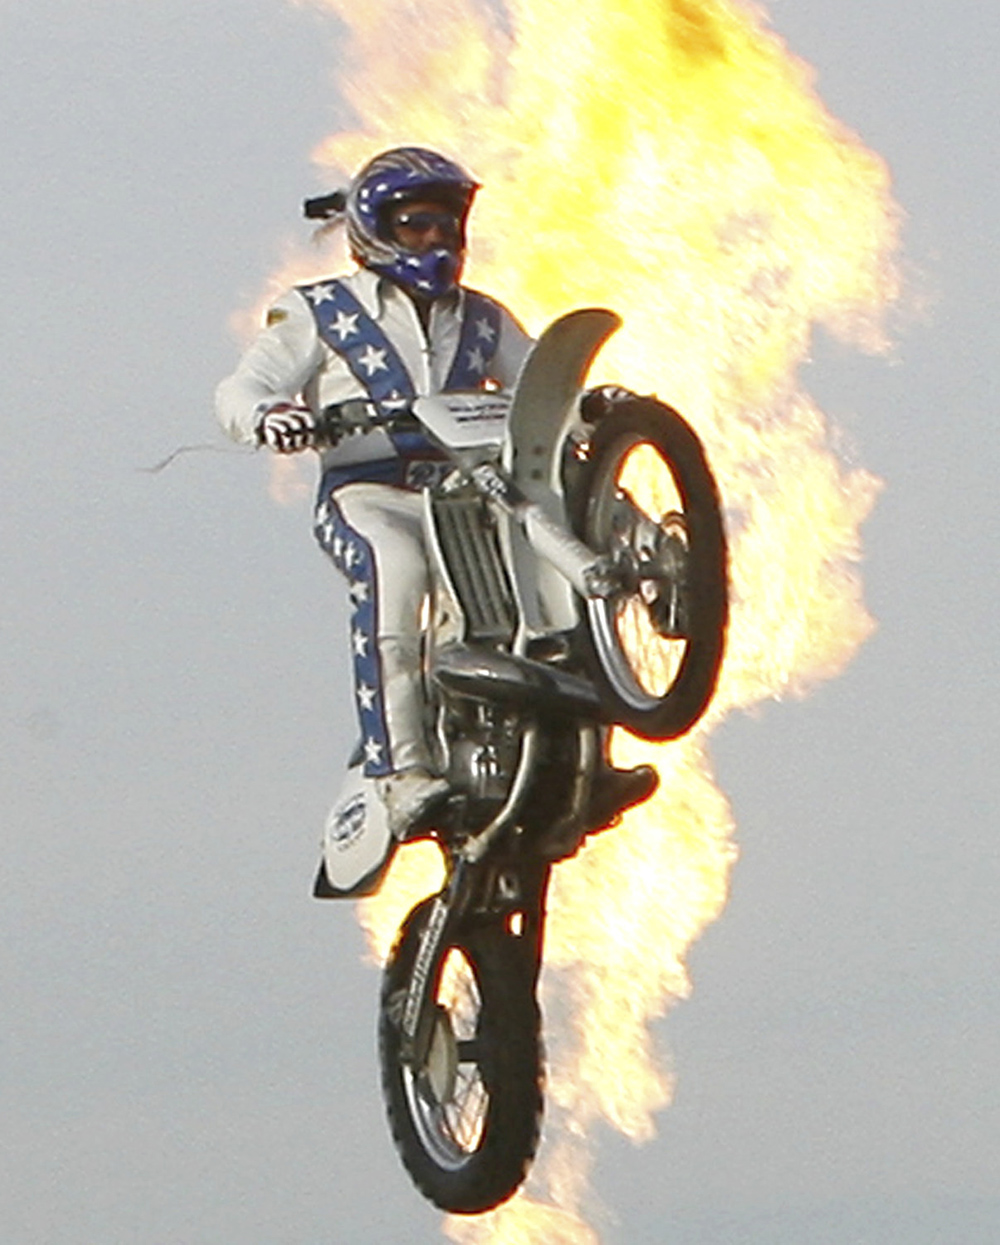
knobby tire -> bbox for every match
[379,897,544,1214]
[573,398,728,740]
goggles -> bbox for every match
[390,208,461,238]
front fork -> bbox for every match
[398,853,551,1068]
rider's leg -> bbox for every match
[317,482,447,835]
[319,481,433,774]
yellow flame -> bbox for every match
[263,0,899,1237]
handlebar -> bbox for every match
[313,399,412,446]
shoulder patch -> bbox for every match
[265,307,289,327]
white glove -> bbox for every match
[255,404,316,454]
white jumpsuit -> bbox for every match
[216,266,532,777]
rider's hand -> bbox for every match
[255,404,317,454]
[579,385,638,423]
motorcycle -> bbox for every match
[314,309,728,1213]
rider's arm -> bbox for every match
[215,290,325,446]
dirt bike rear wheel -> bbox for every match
[575,398,728,740]
[379,897,544,1214]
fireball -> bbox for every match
[263,0,899,1238]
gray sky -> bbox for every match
[2,1,998,1242]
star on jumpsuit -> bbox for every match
[358,344,389,376]
[307,284,337,305]
[356,683,377,712]
[380,390,410,413]
[475,316,497,343]
[332,310,360,341]
[351,629,369,658]
[364,738,383,767]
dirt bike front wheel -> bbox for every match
[379,898,544,1214]
[575,398,728,740]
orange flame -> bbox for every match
[261,0,899,1238]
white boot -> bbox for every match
[376,768,449,839]
[320,768,393,895]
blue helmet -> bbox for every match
[345,147,478,299]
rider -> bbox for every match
[217,147,533,838]
[216,145,655,859]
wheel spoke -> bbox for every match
[445,1066,488,1149]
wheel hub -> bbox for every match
[607,499,691,640]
